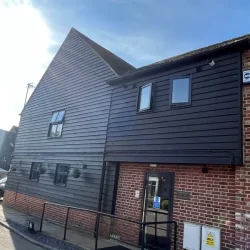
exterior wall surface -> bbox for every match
[110,49,250,250]
[234,50,250,250]
[3,190,111,237]
[105,51,242,165]
[4,44,250,250]
[5,28,118,212]
[114,163,236,250]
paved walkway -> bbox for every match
[0,225,45,250]
[0,204,138,250]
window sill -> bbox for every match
[170,103,191,109]
[136,109,153,115]
[54,183,67,187]
[29,179,39,183]
[47,136,62,140]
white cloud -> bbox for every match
[0,0,54,130]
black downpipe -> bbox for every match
[111,163,120,215]
[97,161,106,212]
[94,161,107,241]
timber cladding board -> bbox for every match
[7,156,117,212]
[7,29,119,211]
[105,52,242,165]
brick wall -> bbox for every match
[3,190,110,237]
[114,163,236,250]
[235,49,250,250]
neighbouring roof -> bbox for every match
[9,126,18,133]
[72,28,135,76]
[107,33,250,85]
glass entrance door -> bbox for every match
[142,172,174,249]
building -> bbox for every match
[0,126,17,171]
[105,36,250,249]
[3,28,134,214]
[3,29,250,249]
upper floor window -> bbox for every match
[137,83,153,112]
[54,164,69,185]
[29,162,41,182]
[48,110,65,137]
[170,77,191,106]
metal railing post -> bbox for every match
[63,207,70,240]
[141,223,145,250]
[154,212,158,243]
[40,203,46,232]
[174,222,177,250]
[95,213,100,250]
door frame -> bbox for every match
[140,171,175,247]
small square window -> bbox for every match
[170,77,191,106]
[138,84,153,112]
[29,162,41,181]
[48,110,65,138]
[54,164,69,185]
[56,111,65,122]
[50,112,58,122]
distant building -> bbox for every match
[0,126,17,170]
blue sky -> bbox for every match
[0,0,250,130]
[32,0,250,67]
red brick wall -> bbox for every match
[114,163,236,249]
[3,190,109,236]
[235,49,250,250]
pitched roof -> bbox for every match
[72,28,135,76]
[107,33,250,85]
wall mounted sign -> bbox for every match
[206,232,215,247]
[243,70,250,83]
[135,190,140,198]
[153,196,161,209]
[176,190,191,200]
[202,226,220,250]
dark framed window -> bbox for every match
[48,110,65,137]
[54,164,70,185]
[137,83,153,112]
[29,162,42,182]
[170,77,191,106]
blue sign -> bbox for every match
[153,196,161,209]
[244,72,250,80]
[243,70,250,83]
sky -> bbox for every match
[0,0,250,130]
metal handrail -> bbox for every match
[39,202,177,250]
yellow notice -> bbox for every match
[206,232,215,247]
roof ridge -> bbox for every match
[71,28,135,76]
[107,33,250,84]
[150,33,250,67]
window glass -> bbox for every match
[139,85,152,111]
[49,110,65,137]
[56,111,65,122]
[29,163,41,181]
[56,124,63,137]
[55,164,69,185]
[171,78,190,104]
[50,112,58,122]
[50,125,57,137]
